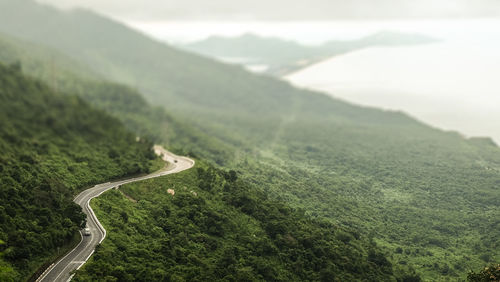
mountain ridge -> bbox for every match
[182,31,437,75]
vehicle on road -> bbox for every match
[174,159,178,163]
[83,228,91,236]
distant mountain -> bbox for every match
[182,32,437,75]
[184,33,318,64]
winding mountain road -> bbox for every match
[37,146,194,282]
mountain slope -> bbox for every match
[0,0,423,125]
[0,43,410,281]
[0,62,156,281]
[0,1,499,279]
[0,31,235,165]
[0,40,408,281]
[73,161,407,281]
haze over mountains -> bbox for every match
[0,0,499,281]
[182,32,436,75]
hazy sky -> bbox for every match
[37,0,500,21]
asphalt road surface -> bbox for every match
[37,146,194,282]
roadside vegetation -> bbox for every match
[0,63,156,281]
[74,161,415,281]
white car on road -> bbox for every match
[83,228,91,236]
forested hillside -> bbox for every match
[0,62,156,281]
[0,46,407,281]
[0,0,499,280]
[73,161,414,281]
[0,32,237,165]
[0,42,407,280]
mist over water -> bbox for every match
[281,20,500,143]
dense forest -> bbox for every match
[74,161,419,281]
[0,63,156,281]
[0,0,498,280]
[0,31,237,168]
